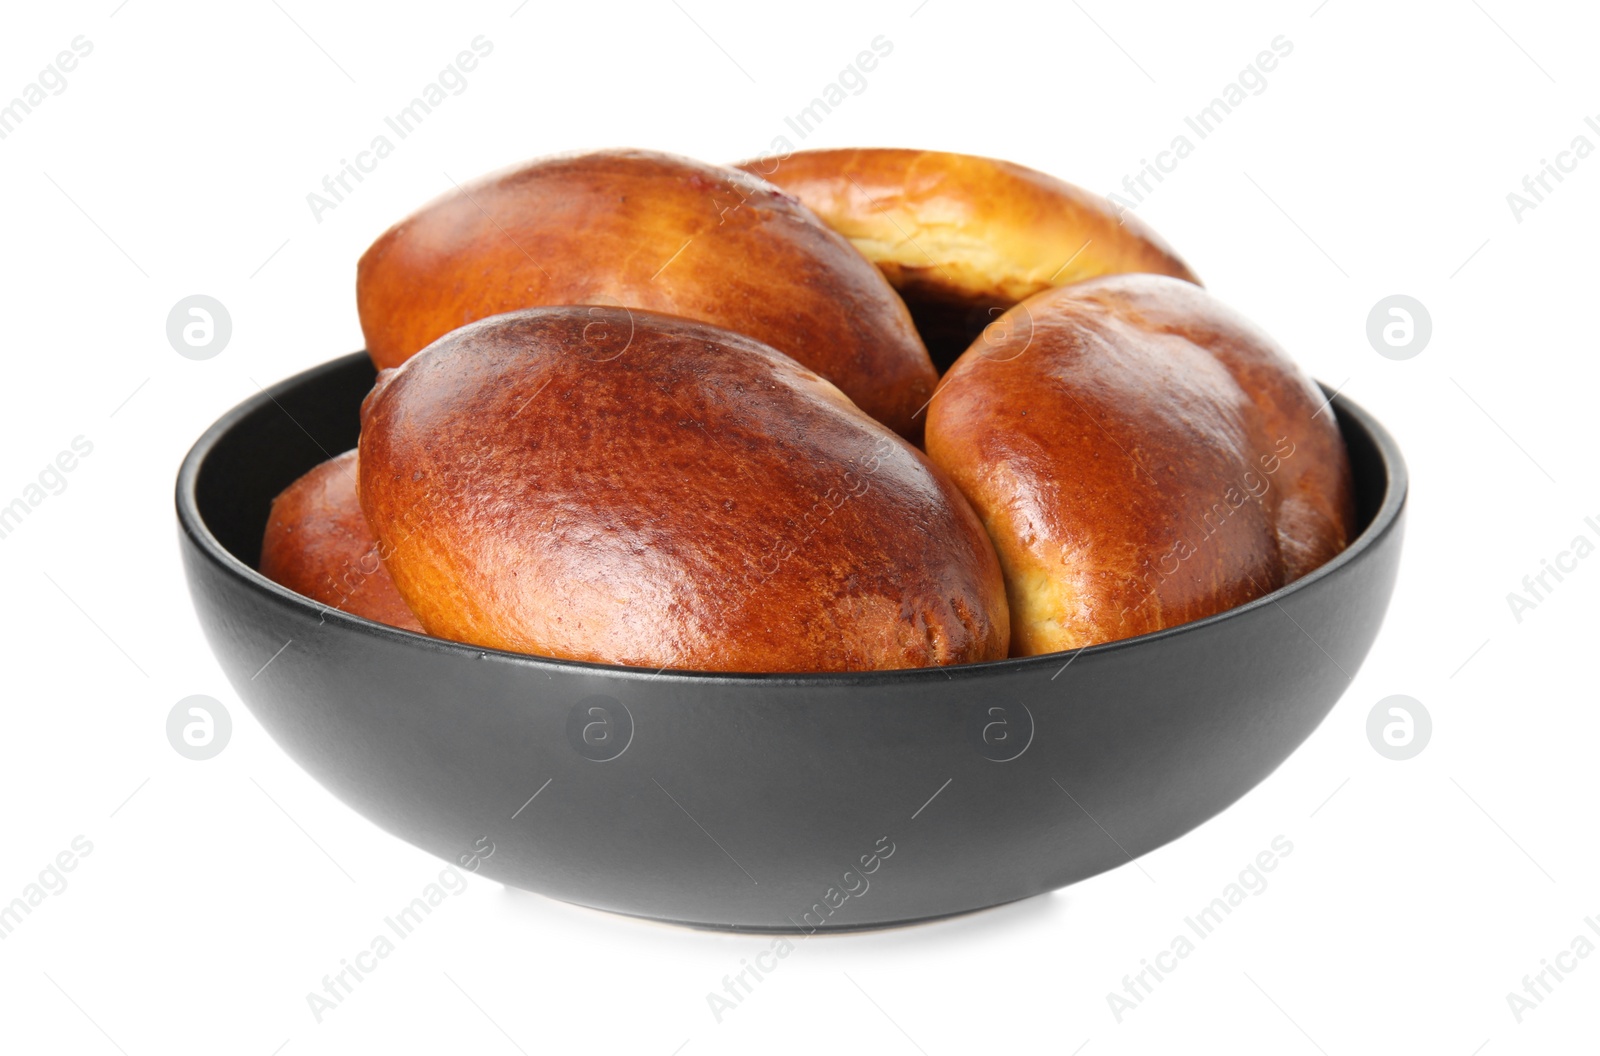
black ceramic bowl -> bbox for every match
[178,352,1406,931]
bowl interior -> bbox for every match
[195,354,373,570]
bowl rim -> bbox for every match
[176,351,1408,687]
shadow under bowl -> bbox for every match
[177,352,1406,931]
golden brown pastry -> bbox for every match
[739,148,1198,367]
[358,306,1009,672]
[925,274,1355,655]
[356,148,938,439]
[259,451,425,633]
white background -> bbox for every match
[1,0,1595,1052]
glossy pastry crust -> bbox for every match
[357,148,938,439]
[739,148,1198,365]
[925,274,1355,654]
[259,450,425,633]
[358,306,1009,672]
